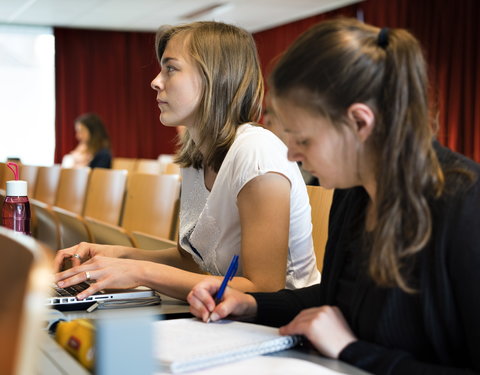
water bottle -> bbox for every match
[1,162,31,235]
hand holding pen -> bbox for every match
[207,254,239,323]
[188,254,259,322]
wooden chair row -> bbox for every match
[112,156,180,175]
[2,162,332,270]
[19,166,180,252]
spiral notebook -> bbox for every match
[154,318,301,373]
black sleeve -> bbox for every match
[89,149,112,169]
[250,284,322,327]
[340,174,480,375]
[340,341,479,375]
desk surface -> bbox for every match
[39,294,370,375]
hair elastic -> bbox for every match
[377,28,389,49]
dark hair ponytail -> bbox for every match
[270,18,444,292]
[369,28,444,291]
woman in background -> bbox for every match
[62,112,112,169]
[188,18,480,374]
[54,21,319,301]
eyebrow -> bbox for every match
[161,56,178,65]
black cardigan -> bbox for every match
[89,148,112,169]
[252,144,480,375]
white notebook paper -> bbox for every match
[154,318,301,373]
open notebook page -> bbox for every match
[154,318,301,373]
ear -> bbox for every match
[346,103,375,143]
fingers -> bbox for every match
[53,242,93,271]
[279,307,325,336]
[56,266,92,287]
[209,296,236,322]
[188,278,222,322]
[76,279,103,300]
[188,292,211,322]
[278,306,357,359]
[53,245,79,272]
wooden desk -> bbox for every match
[38,295,370,375]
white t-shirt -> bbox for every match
[179,123,320,289]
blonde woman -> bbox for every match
[54,22,319,301]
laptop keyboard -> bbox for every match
[53,282,90,297]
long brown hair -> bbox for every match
[75,113,111,155]
[155,22,264,172]
[270,18,445,292]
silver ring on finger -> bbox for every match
[72,253,82,261]
[85,271,91,282]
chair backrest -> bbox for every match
[0,227,52,375]
[112,157,137,174]
[33,165,61,205]
[31,199,61,251]
[0,162,9,192]
[55,167,91,215]
[131,231,176,250]
[53,206,93,249]
[86,216,136,247]
[121,173,181,239]
[83,168,128,225]
[135,158,161,174]
[157,154,175,173]
[19,165,39,198]
[306,185,334,272]
[163,162,181,175]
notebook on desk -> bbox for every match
[154,318,301,373]
[47,282,161,311]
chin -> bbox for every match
[159,118,177,128]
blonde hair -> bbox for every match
[155,22,264,172]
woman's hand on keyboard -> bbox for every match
[53,242,133,272]
[54,256,148,300]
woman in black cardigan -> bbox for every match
[187,18,480,375]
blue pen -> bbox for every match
[207,254,239,323]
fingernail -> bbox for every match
[57,281,64,287]
[77,294,84,300]
[210,312,219,322]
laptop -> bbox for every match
[48,282,161,311]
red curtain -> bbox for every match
[54,28,177,163]
[253,0,480,162]
[54,0,479,163]
[253,5,358,78]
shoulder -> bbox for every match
[94,148,111,158]
[430,144,480,263]
[435,141,480,196]
[90,148,112,168]
[233,123,285,152]
[226,124,288,168]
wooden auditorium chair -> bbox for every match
[306,185,334,272]
[86,173,180,248]
[33,167,91,251]
[0,227,52,375]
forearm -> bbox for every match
[124,247,201,272]
[139,261,274,301]
[251,284,323,327]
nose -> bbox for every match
[285,138,302,162]
[287,146,303,163]
[151,72,163,91]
